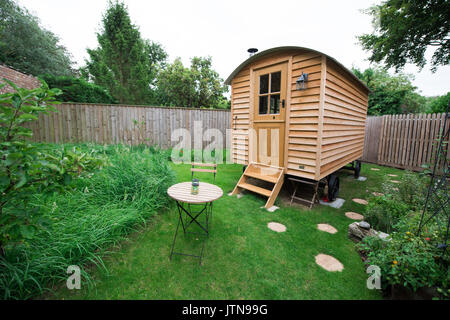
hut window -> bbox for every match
[259,96,268,114]
[260,74,269,94]
[258,72,281,115]
[270,94,280,114]
[270,72,281,92]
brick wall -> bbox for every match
[0,64,41,94]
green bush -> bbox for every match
[364,196,409,233]
[359,230,449,293]
[40,75,117,104]
[360,170,449,297]
[0,145,175,299]
[365,171,429,233]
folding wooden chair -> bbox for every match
[191,163,217,182]
[288,176,320,209]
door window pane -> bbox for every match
[270,94,280,114]
[259,96,268,114]
[259,74,269,94]
[270,72,281,93]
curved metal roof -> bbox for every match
[224,46,370,92]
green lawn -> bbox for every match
[44,160,406,300]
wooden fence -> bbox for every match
[25,104,448,171]
[361,113,448,171]
[25,103,231,148]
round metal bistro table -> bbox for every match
[167,182,223,265]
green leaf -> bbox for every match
[15,172,27,189]
[62,173,72,185]
[0,175,10,187]
[19,224,36,239]
[18,113,38,121]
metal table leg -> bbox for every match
[169,201,212,265]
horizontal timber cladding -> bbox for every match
[228,47,370,181]
[231,66,250,164]
[286,51,323,179]
[319,58,369,180]
[24,103,231,149]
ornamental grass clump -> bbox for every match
[0,146,175,299]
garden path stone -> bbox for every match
[357,176,367,181]
[390,180,401,184]
[261,205,279,212]
[317,224,337,234]
[370,168,380,171]
[388,174,398,177]
[352,198,368,205]
[315,254,344,272]
[372,192,384,197]
[267,222,286,232]
[319,198,345,209]
[345,212,364,220]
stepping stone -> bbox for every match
[387,174,398,177]
[317,224,337,234]
[267,222,286,233]
[319,198,345,209]
[352,198,368,205]
[370,168,380,171]
[357,176,367,181]
[261,205,279,212]
[390,180,401,184]
[315,254,344,272]
[227,192,233,196]
[345,211,364,220]
[372,192,384,197]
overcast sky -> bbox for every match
[18,0,449,97]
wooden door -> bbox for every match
[252,62,288,167]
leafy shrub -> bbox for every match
[40,74,117,104]
[0,145,175,299]
[393,172,428,211]
[364,196,409,233]
[365,171,429,233]
[359,230,449,293]
[360,170,449,297]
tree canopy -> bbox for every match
[358,0,450,72]
[0,0,74,76]
[40,74,117,104]
[156,56,228,109]
[425,92,450,113]
[353,67,426,115]
[82,1,167,105]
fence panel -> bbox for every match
[25,103,231,148]
[375,113,448,171]
[24,105,448,171]
[361,116,383,163]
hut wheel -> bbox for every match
[354,160,361,179]
[327,175,340,202]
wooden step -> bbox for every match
[251,162,284,170]
[244,171,278,183]
[237,182,272,197]
[231,162,285,209]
